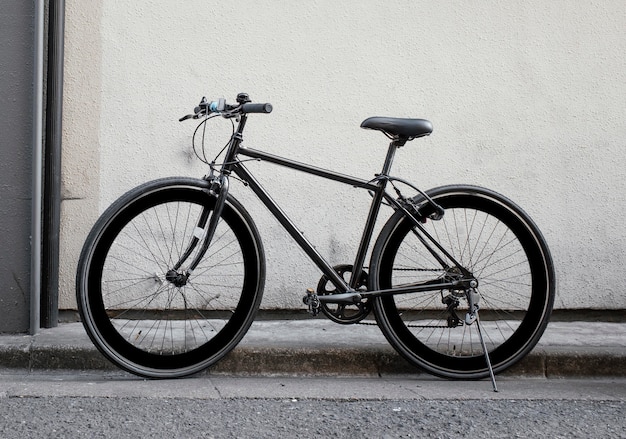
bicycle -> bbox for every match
[76,93,555,390]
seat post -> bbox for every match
[381,139,404,176]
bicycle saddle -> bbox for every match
[360,117,433,140]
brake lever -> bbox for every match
[179,114,195,122]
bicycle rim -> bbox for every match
[77,180,264,378]
[372,186,554,379]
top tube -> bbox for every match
[237,147,379,191]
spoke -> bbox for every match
[107,204,246,354]
[387,204,536,359]
[136,212,170,268]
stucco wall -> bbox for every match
[60,1,626,310]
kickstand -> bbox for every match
[476,315,498,392]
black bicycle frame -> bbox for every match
[186,114,470,299]
[234,146,388,293]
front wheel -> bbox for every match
[76,177,265,378]
[370,185,554,379]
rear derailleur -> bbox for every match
[441,282,480,328]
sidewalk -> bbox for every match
[0,319,624,378]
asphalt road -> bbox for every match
[0,372,624,438]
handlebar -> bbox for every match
[241,102,273,114]
[179,94,272,122]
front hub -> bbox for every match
[166,269,188,288]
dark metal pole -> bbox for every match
[31,0,45,335]
[41,0,65,328]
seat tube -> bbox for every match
[348,143,398,288]
[381,141,399,175]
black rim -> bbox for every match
[377,191,550,374]
[83,187,260,372]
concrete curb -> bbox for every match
[0,321,624,378]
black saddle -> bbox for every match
[361,117,433,141]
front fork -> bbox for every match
[165,174,230,287]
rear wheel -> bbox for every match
[76,177,265,378]
[370,185,554,379]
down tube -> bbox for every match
[232,162,350,292]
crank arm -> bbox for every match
[317,292,362,304]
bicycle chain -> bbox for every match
[392,268,442,272]
[356,320,452,329]
[325,265,448,328]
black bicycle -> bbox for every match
[76,93,555,388]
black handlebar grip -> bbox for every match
[241,103,273,114]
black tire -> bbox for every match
[76,177,265,378]
[370,185,554,379]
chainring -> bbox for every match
[316,264,371,324]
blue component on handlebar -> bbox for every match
[209,101,219,112]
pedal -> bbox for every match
[303,288,321,316]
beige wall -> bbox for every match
[60,1,626,310]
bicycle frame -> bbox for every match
[184,113,473,301]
